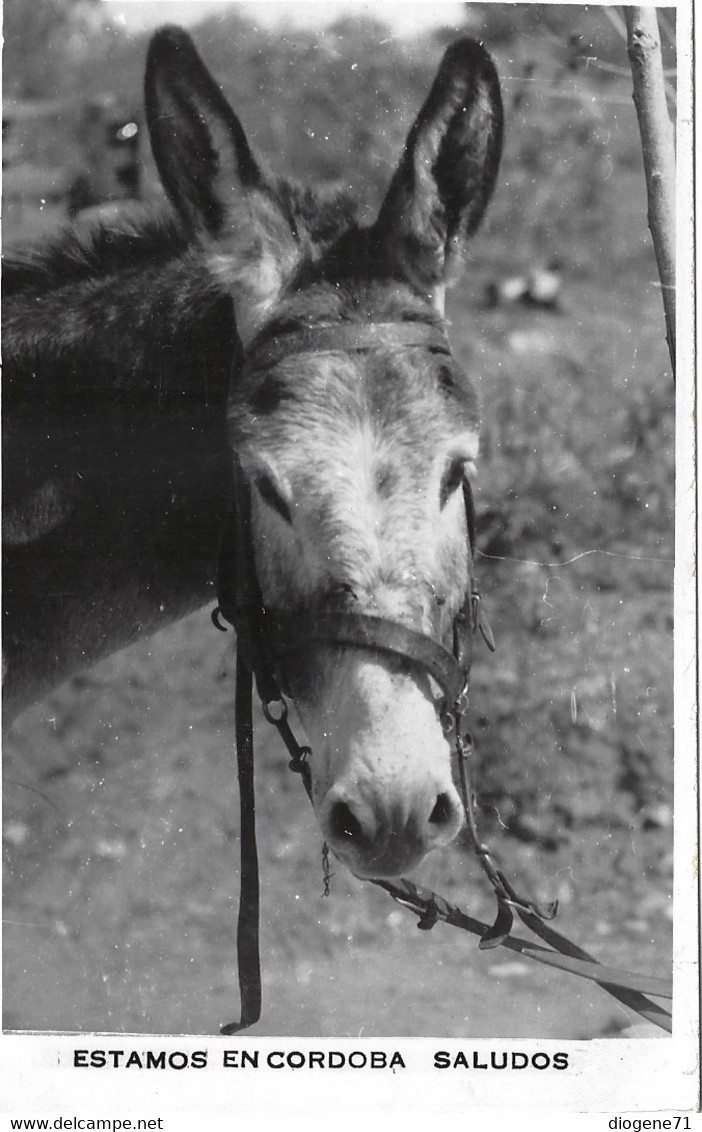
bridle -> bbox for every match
[215,319,485,704]
[212,320,672,1036]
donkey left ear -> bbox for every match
[375,39,503,303]
[145,26,299,340]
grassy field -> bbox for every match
[3,7,674,1038]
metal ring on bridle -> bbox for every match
[262,697,288,724]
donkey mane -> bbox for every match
[2,207,187,297]
[3,178,361,300]
[1,178,370,403]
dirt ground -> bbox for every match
[3,552,673,1039]
[2,12,675,1041]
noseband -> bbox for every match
[212,320,671,1036]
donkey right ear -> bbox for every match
[145,27,298,338]
[145,26,262,234]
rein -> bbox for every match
[212,320,672,1037]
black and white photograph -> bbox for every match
[1,0,697,1119]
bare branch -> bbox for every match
[624,7,676,376]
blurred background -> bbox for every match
[3,1,675,1037]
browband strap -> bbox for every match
[246,321,451,369]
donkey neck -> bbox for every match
[3,223,238,719]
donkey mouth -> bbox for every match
[338,842,428,882]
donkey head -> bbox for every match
[146,28,503,879]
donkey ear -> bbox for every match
[375,39,503,301]
[145,25,262,233]
[145,27,298,338]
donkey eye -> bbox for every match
[254,473,293,524]
[439,457,465,509]
[437,364,456,395]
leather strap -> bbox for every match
[245,320,451,370]
[220,646,261,1035]
[370,878,672,1032]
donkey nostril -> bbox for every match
[329,800,365,842]
[429,792,455,827]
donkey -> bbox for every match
[3,27,503,881]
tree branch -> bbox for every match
[624,7,676,376]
